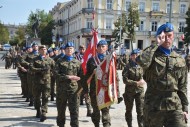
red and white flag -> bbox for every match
[95,52,118,110]
[81,29,98,75]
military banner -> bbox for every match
[95,52,118,110]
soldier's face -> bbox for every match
[130,54,137,61]
[161,31,174,49]
[27,48,33,53]
[65,47,74,56]
[54,50,58,55]
[79,48,85,54]
[49,52,54,57]
[33,45,38,51]
[39,48,47,55]
[97,45,108,54]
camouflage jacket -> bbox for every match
[136,45,188,112]
[185,54,190,66]
[16,53,28,74]
[54,56,82,91]
[122,60,144,93]
[31,55,55,84]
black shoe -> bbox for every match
[87,110,92,117]
[36,110,41,118]
[22,95,26,98]
[25,98,29,102]
[51,96,54,101]
[28,101,33,106]
[118,97,123,104]
[40,115,46,122]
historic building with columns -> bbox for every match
[50,0,190,53]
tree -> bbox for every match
[184,7,190,46]
[26,9,54,45]
[126,3,140,50]
[112,13,128,49]
[112,3,140,50]
[0,22,9,44]
[14,26,26,46]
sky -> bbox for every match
[0,0,69,25]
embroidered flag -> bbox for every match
[95,52,118,110]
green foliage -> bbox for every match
[0,22,9,44]
[112,3,140,50]
[14,26,26,45]
[184,7,190,45]
[26,9,54,45]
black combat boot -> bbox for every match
[51,96,54,101]
[127,121,132,127]
[94,123,99,127]
[103,123,111,127]
[118,97,123,104]
[137,115,143,127]
[86,110,92,117]
[25,98,29,102]
[40,113,47,122]
[36,109,41,118]
[28,101,33,106]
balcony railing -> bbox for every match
[57,19,64,26]
[82,8,94,14]
[150,11,164,17]
[81,28,92,34]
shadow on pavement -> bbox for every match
[4,121,54,127]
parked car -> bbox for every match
[3,44,11,51]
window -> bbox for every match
[139,21,144,31]
[126,1,131,11]
[180,4,186,14]
[166,4,170,13]
[179,22,185,32]
[151,21,157,32]
[125,39,130,49]
[87,0,93,8]
[86,18,93,28]
[107,0,112,10]
[138,40,143,50]
[106,19,112,29]
[139,2,145,12]
[152,3,159,11]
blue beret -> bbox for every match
[156,23,174,36]
[65,42,74,49]
[25,45,32,50]
[60,45,65,50]
[47,48,53,53]
[53,47,59,51]
[31,42,38,47]
[97,40,108,47]
[131,49,140,55]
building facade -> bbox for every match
[50,0,190,53]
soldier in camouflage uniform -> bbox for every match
[55,42,81,127]
[85,40,111,127]
[136,23,188,127]
[185,54,190,72]
[76,44,92,117]
[122,49,144,127]
[31,45,55,122]
[21,42,39,106]
[16,46,33,99]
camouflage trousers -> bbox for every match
[123,92,144,127]
[56,87,79,127]
[144,109,187,127]
[90,92,111,127]
[19,74,28,97]
[27,73,34,101]
[50,76,56,98]
[33,83,50,115]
